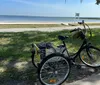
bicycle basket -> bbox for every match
[37,42,55,59]
[72,30,85,40]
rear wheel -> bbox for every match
[80,46,100,67]
[38,53,70,85]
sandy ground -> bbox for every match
[0,21,99,24]
[0,26,100,32]
[0,21,65,24]
[64,73,100,85]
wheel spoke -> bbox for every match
[39,55,70,85]
[80,46,100,67]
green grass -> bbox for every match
[86,23,100,26]
[0,29,100,84]
[0,24,65,28]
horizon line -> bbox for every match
[0,14,100,18]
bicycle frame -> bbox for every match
[60,20,93,62]
[61,38,91,61]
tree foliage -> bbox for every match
[65,0,100,5]
[96,0,100,5]
[81,0,100,4]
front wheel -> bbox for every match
[80,46,100,68]
[38,53,70,85]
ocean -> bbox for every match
[0,15,100,23]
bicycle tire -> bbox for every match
[38,53,70,85]
[80,46,100,67]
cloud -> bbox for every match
[8,0,50,6]
[9,0,39,6]
[8,0,66,8]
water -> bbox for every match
[0,15,100,23]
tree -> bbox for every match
[96,0,100,5]
[65,0,100,5]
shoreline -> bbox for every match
[0,21,100,24]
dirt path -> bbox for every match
[0,26,100,32]
[64,73,100,85]
[35,66,100,85]
[1,58,100,85]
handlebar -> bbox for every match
[70,20,92,39]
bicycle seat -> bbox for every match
[58,35,68,41]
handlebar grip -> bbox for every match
[78,20,84,24]
[78,22,82,24]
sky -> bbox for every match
[0,0,100,17]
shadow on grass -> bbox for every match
[0,29,100,84]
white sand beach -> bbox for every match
[0,21,99,25]
[0,21,100,32]
[0,21,64,24]
[0,26,100,32]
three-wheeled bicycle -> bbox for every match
[31,20,100,85]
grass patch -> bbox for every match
[0,29,100,84]
[86,23,100,26]
[0,24,65,28]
